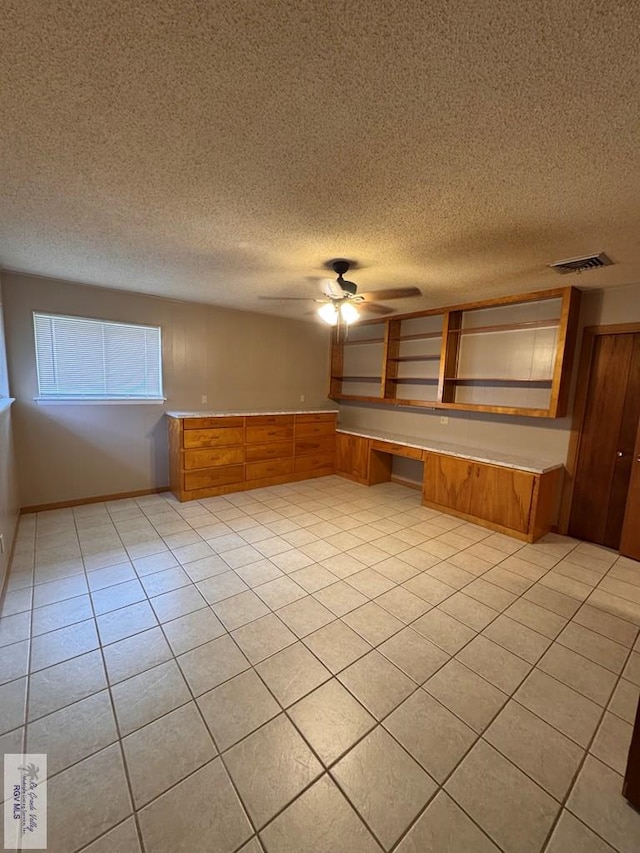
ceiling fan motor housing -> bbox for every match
[331,259,358,295]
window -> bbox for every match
[33,312,164,402]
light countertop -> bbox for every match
[166,408,339,418]
[336,427,563,474]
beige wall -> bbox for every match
[338,283,640,481]
[0,289,20,590]
[0,406,19,590]
[1,272,332,507]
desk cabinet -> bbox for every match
[335,432,562,542]
[169,412,336,501]
[422,453,561,540]
[423,454,535,534]
[336,433,370,484]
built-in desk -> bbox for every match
[336,428,563,542]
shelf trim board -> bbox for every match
[398,331,444,342]
[377,286,569,324]
[391,355,441,362]
[549,286,583,417]
[392,378,440,385]
[450,318,561,336]
[330,393,551,417]
[445,377,553,386]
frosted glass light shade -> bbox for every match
[340,302,360,323]
[318,302,338,325]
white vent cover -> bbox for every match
[549,252,613,274]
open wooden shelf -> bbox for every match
[329,286,581,419]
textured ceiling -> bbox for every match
[1,1,640,320]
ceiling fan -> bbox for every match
[260,259,422,326]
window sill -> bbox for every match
[0,398,16,415]
[34,398,167,406]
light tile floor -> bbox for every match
[1,476,640,852]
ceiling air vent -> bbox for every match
[549,252,613,274]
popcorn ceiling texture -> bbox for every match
[1,1,639,318]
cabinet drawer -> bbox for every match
[245,441,293,462]
[296,413,336,424]
[295,436,335,456]
[184,427,244,449]
[184,447,244,469]
[245,425,294,444]
[295,421,335,438]
[184,464,244,491]
[294,453,334,473]
[245,458,294,480]
[183,417,244,429]
[370,440,423,460]
[247,415,294,427]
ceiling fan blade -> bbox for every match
[259,296,327,301]
[358,287,422,301]
[359,303,396,315]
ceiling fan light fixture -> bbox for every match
[340,302,359,323]
[318,302,338,325]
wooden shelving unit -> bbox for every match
[329,286,581,418]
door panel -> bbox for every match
[569,334,637,547]
[620,417,640,560]
[623,694,640,809]
[336,434,369,481]
[607,335,640,548]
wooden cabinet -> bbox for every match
[335,433,370,483]
[294,413,335,477]
[169,412,337,501]
[334,429,562,541]
[330,286,581,418]
[422,452,561,540]
[423,454,534,534]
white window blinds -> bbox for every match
[33,313,163,400]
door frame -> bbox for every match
[558,322,640,534]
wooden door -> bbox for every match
[620,417,640,560]
[569,333,640,549]
[623,694,640,810]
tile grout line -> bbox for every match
[71,504,150,853]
